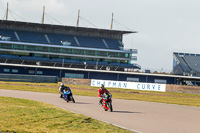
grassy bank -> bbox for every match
[0,81,200,107]
[0,97,132,133]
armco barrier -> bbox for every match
[62,78,200,94]
[0,74,58,83]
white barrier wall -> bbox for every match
[91,79,166,92]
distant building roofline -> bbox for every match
[0,19,137,35]
[173,52,200,56]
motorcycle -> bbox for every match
[60,87,75,103]
[101,93,113,112]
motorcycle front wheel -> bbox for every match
[107,102,113,112]
[71,96,75,103]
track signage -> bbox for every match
[91,79,166,92]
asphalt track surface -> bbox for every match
[0,89,200,133]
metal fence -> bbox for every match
[0,73,58,83]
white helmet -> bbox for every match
[61,83,64,86]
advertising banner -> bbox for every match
[91,79,166,92]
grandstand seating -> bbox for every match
[81,61,137,68]
[65,59,82,64]
[0,54,20,60]
[52,58,63,63]
[0,29,18,41]
[173,53,200,75]
[184,55,200,73]
[17,31,48,44]
[0,54,8,59]
[195,55,200,64]
[98,61,109,66]
[0,29,125,50]
[110,62,135,68]
[77,36,107,49]
[21,56,51,62]
[174,53,191,72]
[6,55,21,60]
[104,38,120,50]
[47,33,78,46]
[85,61,97,65]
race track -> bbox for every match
[0,89,200,133]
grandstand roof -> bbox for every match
[0,19,137,35]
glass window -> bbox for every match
[73,49,82,54]
[155,79,167,84]
[37,71,43,74]
[0,43,12,49]
[3,69,10,72]
[50,47,61,53]
[127,77,139,82]
[63,48,72,54]
[13,44,24,50]
[38,46,49,52]
[0,51,11,55]
[65,73,84,79]
[12,69,18,73]
[108,52,118,57]
[85,50,95,55]
[28,70,35,74]
[125,53,129,58]
[97,51,107,56]
[118,53,126,58]
[34,54,48,58]
[12,52,29,56]
[26,45,37,51]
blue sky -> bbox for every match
[0,0,200,72]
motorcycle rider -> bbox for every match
[59,83,67,98]
[98,84,110,106]
[63,87,72,102]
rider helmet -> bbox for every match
[101,84,105,89]
[61,83,64,87]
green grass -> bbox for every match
[0,97,132,133]
[0,81,200,107]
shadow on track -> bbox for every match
[75,102,92,104]
[113,111,142,114]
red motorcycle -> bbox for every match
[101,93,113,112]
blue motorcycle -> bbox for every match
[63,87,75,103]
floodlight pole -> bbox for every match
[5,2,9,20]
[76,10,80,27]
[42,6,45,24]
[110,13,114,30]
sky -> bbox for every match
[0,0,200,72]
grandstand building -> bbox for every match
[0,19,141,79]
[1,20,200,86]
[173,52,200,76]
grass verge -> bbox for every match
[0,96,132,133]
[0,81,200,107]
